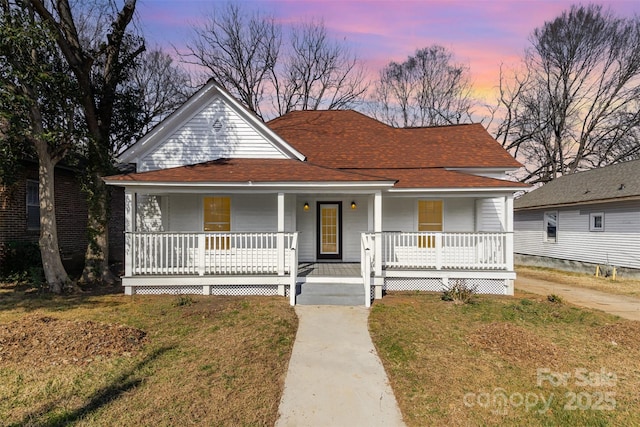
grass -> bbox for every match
[370,291,640,426]
[0,284,297,426]
[517,265,640,298]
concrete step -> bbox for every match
[296,283,367,306]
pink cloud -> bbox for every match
[138,0,640,103]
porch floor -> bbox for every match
[297,262,360,278]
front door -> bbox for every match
[317,202,342,260]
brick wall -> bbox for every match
[108,186,125,272]
[0,162,88,273]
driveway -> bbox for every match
[516,275,640,321]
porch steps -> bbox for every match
[296,282,366,306]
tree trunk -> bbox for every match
[35,141,71,293]
[80,175,116,285]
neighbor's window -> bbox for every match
[26,180,40,230]
[203,196,231,249]
[544,211,557,243]
[418,200,443,248]
[590,212,604,232]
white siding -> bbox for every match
[296,196,368,262]
[139,96,288,172]
[476,198,505,232]
[167,194,198,231]
[445,198,475,231]
[155,194,291,233]
[383,197,476,232]
[514,200,640,269]
[136,195,165,231]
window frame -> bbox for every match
[543,211,558,243]
[417,199,443,248]
[589,212,604,232]
[203,196,232,250]
[26,179,40,231]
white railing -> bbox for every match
[363,231,510,271]
[289,233,299,306]
[361,233,374,308]
[127,232,296,276]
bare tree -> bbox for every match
[113,47,193,154]
[184,2,280,119]
[184,3,366,119]
[370,45,474,127]
[496,4,640,184]
[272,20,366,114]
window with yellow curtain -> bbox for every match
[204,196,231,249]
[418,200,443,248]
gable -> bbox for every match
[119,80,304,172]
[138,95,289,171]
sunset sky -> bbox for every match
[138,0,640,102]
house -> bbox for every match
[0,160,88,273]
[514,159,640,277]
[104,80,527,305]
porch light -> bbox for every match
[351,201,357,210]
[304,202,310,211]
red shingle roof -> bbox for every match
[104,158,393,183]
[267,110,522,169]
[343,168,529,189]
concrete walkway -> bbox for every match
[276,305,405,427]
[516,276,640,321]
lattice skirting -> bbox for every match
[384,277,508,295]
[209,285,279,296]
[134,286,203,295]
[131,285,281,296]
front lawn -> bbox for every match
[0,284,297,426]
[370,291,640,426]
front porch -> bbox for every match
[122,231,515,305]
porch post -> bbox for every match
[277,193,286,294]
[124,189,135,295]
[374,191,383,299]
[505,194,514,271]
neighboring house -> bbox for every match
[514,160,640,277]
[104,80,527,305]
[0,160,88,273]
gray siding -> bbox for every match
[514,200,640,269]
[139,96,288,172]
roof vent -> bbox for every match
[619,183,625,190]
[212,118,224,133]
[584,189,590,194]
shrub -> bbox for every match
[1,241,44,287]
[173,294,195,307]
[442,279,477,304]
[547,294,563,304]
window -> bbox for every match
[590,212,604,232]
[26,180,40,230]
[203,196,231,249]
[544,211,557,242]
[418,200,443,248]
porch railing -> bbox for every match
[363,231,511,271]
[360,233,374,308]
[126,232,297,276]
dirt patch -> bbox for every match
[468,322,565,367]
[596,321,640,347]
[0,315,146,366]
